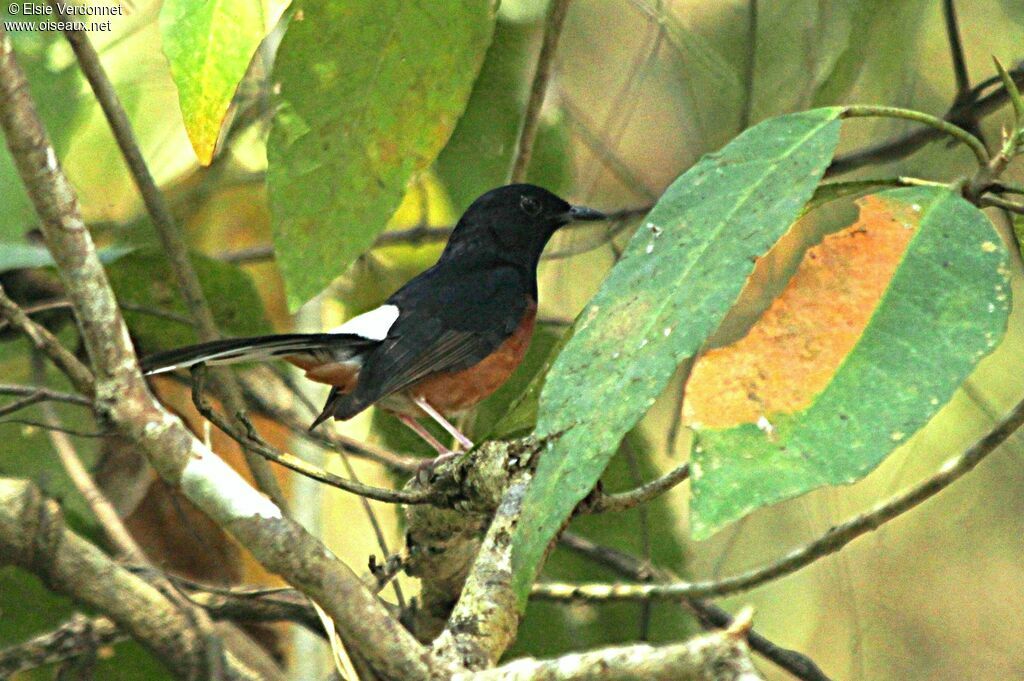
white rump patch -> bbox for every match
[330,304,399,341]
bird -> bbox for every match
[141,184,606,456]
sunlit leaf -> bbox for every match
[688,188,1011,539]
[509,107,843,603]
[160,0,289,164]
[267,0,497,309]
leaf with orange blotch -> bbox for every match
[687,187,1011,540]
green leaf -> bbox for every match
[509,107,843,604]
[160,0,289,165]
[267,0,497,309]
[105,248,271,353]
[689,188,1009,538]
[511,432,695,657]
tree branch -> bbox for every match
[0,286,94,395]
[509,0,574,183]
[432,468,534,669]
[582,462,689,514]
[827,63,1024,176]
[557,532,833,681]
[51,7,286,509]
[458,627,761,681]
[535,391,1024,603]
[189,364,431,504]
[0,478,261,680]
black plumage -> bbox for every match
[141,184,606,432]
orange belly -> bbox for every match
[287,302,536,417]
[401,304,536,416]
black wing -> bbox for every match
[324,263,530,420]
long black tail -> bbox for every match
[140,333,374,375]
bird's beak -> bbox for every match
[568,205,607,222]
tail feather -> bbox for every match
[141,333,374,375]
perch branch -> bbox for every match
[189,365,431,504]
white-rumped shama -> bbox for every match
[141,184,606,454]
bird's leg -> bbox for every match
[412,396,475,451]
[396,414,451,456]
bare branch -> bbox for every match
[557,533,833,681]
[433,469,533,669]
[0,479,260,680]
[0,614,122,678]
[535,391,1024,602]
[0,286,94,395]
[39,391,146,563]
[509,0,574,183]
[0,383,91,415]
[582,462,689,514]
[51,6,286,508]
[190,364,431,505]
[457,628,761,681]
[827,63,1024,176]
[942,0,970,101]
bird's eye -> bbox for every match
[520,195,542,216]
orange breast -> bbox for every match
[401,301,537,416]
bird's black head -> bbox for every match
[440,184,606,269]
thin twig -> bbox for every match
[582,462,689,514]
[52,7,286,510]
[509,0,574,183]
[942,0,970,102]
[190,365,431,505]
[334,448,407,609]
[0,286,94,395]
[0,383,90,411]
[32,355,146,564]
[840,105,989,167]
[739,0,758,131]
[980,194,1024,214]
[536,392,1024,602]
[236,370,420,473]
[556,533,833,681]
[827,64,1024,176]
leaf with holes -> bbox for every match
[685,188,1010,539]
[509,107,843,604]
